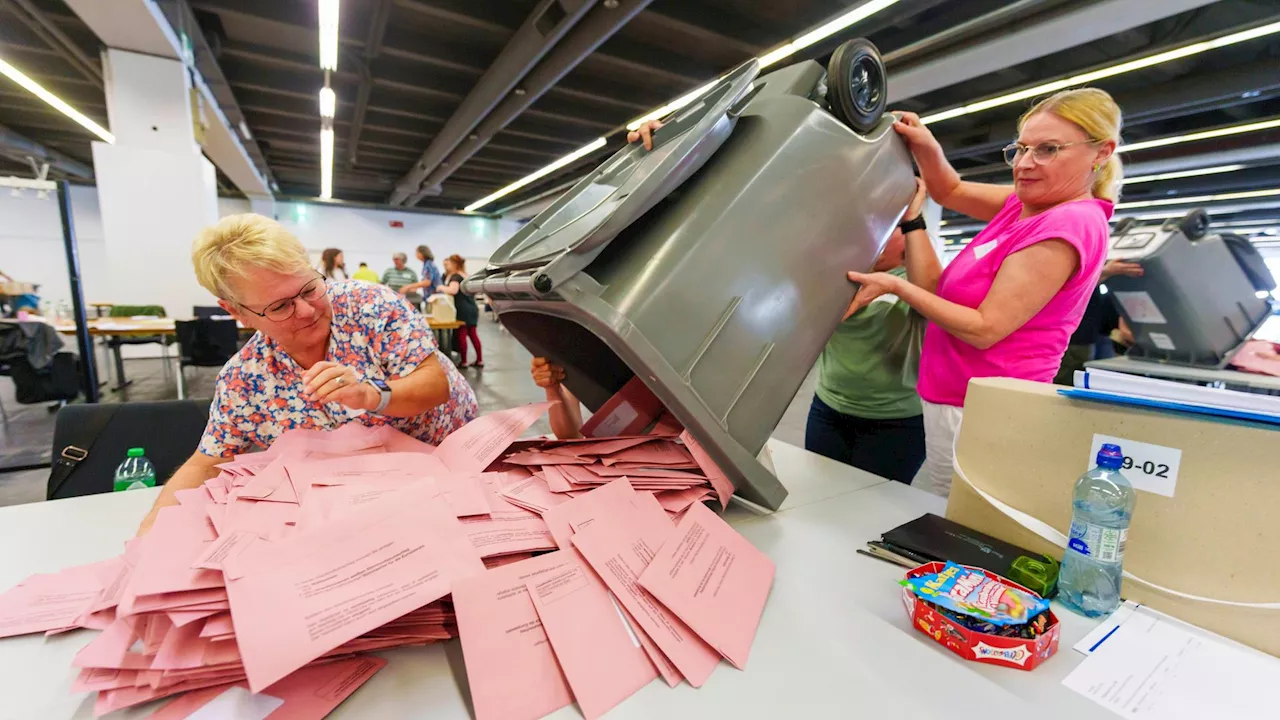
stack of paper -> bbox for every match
[1063,367,1280,424]
[498,428,735,518]
[456,477,775,720]
[0,394,774,718]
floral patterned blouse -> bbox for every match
[198,280,478,457]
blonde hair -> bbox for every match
[1020,88,1124,201]
[192,213,313,300]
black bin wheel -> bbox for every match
[826,38,887,134]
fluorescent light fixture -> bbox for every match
[464,137,607,212]
[1119,117,1280,154]
[1257,290,1272,299]
[937,228,967,236]
[0,57,114,143]
[1115,188,1280,210]
[1216,219,1280,228]
[1123,164,1246,185]
[921,19,1280,125]
[238,120,252,139]
[626,0,902,130]
[626,78,720,131]
[758,0,903,69]
[320,126,334,199]
[319,86,336,118]
[318,0,340,71]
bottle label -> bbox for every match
[1068,519,1126,564]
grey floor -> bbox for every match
[0,320,816,509]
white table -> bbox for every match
[0,439,1107,719]
[1087,354,1280,393]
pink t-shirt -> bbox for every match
[917,194,1114,407]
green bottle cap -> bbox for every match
[127,448,145,458]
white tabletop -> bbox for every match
[1087,354,1280,392]
[0,439,1108,720]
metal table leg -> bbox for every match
[110,339,131,391]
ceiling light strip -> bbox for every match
[1122,164,1246,184]
[464,138,607,213]
[1115,188,1280,210]
[0,56,114,143]
[921,19,1280,125]
[316,0,339,198]
[318,0,340,71]
[478,0,902,211]
[1120,118,1280,154]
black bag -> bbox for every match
[8,352,79,404]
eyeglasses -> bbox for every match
[238,276,328,321]
[1003,140,1098,168]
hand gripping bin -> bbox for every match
[465,42,917,510]
[1106,210,1276,368]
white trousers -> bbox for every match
[920,399,964,498]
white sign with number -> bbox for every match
[1088,434,1181,497]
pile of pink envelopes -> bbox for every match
[0,400,775,719]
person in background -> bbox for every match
[383,252,422,308]
[320,248,346,280]
[1055,259,1143,384]
[807,178,929,484]
[398,245,443,299]
[844,88,1122,497]
[136,214,477,534]
[531,357,584,439]
[436,254,482,368]
[351,262,379,283]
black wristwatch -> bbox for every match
[899,214,927,233]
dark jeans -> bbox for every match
[804,395,925,484]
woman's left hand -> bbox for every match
[843,271,903,320]
[302,361,377,411]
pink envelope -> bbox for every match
[653,487,713,513]
[500,474,574,515]
[148,656,387,719]
[599,441,691,466]
[0,564,105,638]
[637,502,774,669]
[228,483,483,691]
[681,430,735,509]
[453,553,576,720]
[541,478,637,550]
[118,506,224,613]
[541,465,576,493]
[504,451,594,466]
[432,401,553,475]
[571,493,721,688]
[526,551,657,719]
[580,377,664,438]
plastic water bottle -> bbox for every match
[113,448,157,492]
[1058,443,1137,617]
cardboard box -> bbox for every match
[902,562,1060,671]
[947,378,1280,657]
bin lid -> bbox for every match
[484,59,761,272]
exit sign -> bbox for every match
[389,220,404,228]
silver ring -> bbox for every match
[335,376,345,387]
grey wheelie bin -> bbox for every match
[465,39,916,510]
[1106,210,1276,368]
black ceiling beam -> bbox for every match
[0,122,93,180]
[388,0,596,205]
[403,0,653,205]
[348,0,392,169]
[391,0,525,36]
[2,0,100,84]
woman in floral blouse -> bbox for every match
[136,214,478,534]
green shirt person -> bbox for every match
[805,179,928,484]
[381,253,419,292]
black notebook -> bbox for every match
[880,513,1059,596]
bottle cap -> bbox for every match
[127,448,145,458]
[1096,443,1124,470]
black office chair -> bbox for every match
[174,318,239,399]
[193,305,227,319]
[47,399,210,500]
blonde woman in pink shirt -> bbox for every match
[845,88,1122,496]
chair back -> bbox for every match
[109,304,166,318]
[193,306,225,319]
[176,318,239,367]
[48,399,210,499]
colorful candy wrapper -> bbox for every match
[901,561,1050,627]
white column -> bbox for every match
[245,194,277,220]
[91,48,219,327]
